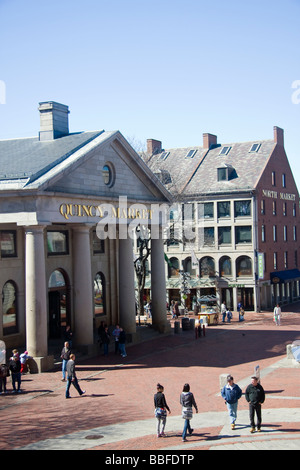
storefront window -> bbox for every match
[219,256,232,277]
[168,257,180,278]
[2,281,18,335]
[200,257,215,277]
[94,273,106,316]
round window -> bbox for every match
[102,163,115,187]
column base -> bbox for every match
[28,355,54,373]
[152,321,172,334]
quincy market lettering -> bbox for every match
[262,189,296,201]
[59,202,154,221]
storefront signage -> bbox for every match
[258,252,264,279]
[262,189,296,201]
[59,202,153,221]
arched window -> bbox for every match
[183,257,197,277]
[2,281,18,335]
[94,273,106,316]
[219,256,232,277]
[168,257,180,278]
[200,257,215,277]
[236,256,252,277]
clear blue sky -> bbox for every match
[0,0,300,189]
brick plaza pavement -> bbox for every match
[1,305,300,452]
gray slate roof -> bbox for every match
[144,139,276,198]
[0,130,104,182]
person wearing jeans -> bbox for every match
[180,383,198,441]
[65,354,85,398]
[221,375,242,429]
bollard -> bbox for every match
[195,327,198,339]
[174,321,180,334]
[202,324,206,336]
[198,325,202,337]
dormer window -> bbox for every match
[160,151,170,160]
[249,143,261,153]
[217,163,236,182]
[219,146,231,156]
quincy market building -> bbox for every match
[0,101,171,371]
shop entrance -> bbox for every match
[48,269,70,339]
[237,287,254,311]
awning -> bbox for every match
[270,269,300,284]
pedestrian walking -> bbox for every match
[64,325,73,348]
[9,354,21,393]
[221,375,242,429]
[112,324,121,354]
[154,383,171,437]
[118,327,127,357]
[20,350,31,374]
[102,326,110,356]
[273,304,281,326]
[237,302,243,322]
[226,309,233,323]
[60,342,71,381]
[65,354,85,399]
[221,302,227,322]
[180,383,198,441]
[245,376,265,433]
[0,362,9,394]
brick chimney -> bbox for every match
[203,133,217,149]
[273,126,284,146]
[38,101,70,141]
[147,138,162,155]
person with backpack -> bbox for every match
[221,374,242,429]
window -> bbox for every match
[160,151,170,160]
[94,273,106,316]
[93,231,105,254]
[274,252,277,270]
[272,171,276,186]
[102,163,115,187]
[236,256,252,277]
[234,200,251,217]
[218,226,231,245]
[185,149,197,158]
[293,203,297,217]
[219,256,232,277]
[283,202,287,216]
[0,231,17,258]
[219,146,231,156]
[272,201,276,216]
[217,201,231,218]
[294,226,297,241]
[273,225,277,242]
[198,202,214,219]
[282,173,286,188]
[249,143,261,153]
[203,227,215,246]
[200,257,215,277]
[168,257,180,278]
[217,168,227,181]
[261,200,265,215]
[284,251,288,269]
[262,225,265,242]
[47,231,69,255]
[2,281,18,335]
[235,226,252,244]
[284,225,287,241]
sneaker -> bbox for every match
[182,438,187,442]
[160,432,165,437]
[157,434,161,438]
[189,428,194,435]
[81,390,86,396]
[257,427,261,432]
[250,427,255,433]
[231,423,235,430]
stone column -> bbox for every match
[25,225,51,371]
[151,229,170,333]
[72,225,94,350]
[118,236,136,335]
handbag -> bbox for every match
[155,407,167,418]
[182,406,193,420]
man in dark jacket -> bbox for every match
[9,355,21,393]
[65,354,85,399]
[245,376,265,433]
[221,375,242,429]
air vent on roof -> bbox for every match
[219,146,231,156]
[185,149,197,158]
[160,151,170,160]
[249,143,261,153]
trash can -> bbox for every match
[181,317,190,330]
[174,321,180,334]
[189,318,195,329]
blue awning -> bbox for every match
[270,269,300,284]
